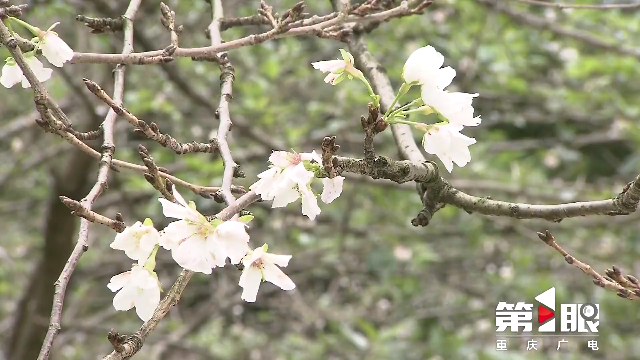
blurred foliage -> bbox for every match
[1,0,640,359]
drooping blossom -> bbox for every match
[0,55,52,88]
[110,220,160,261]
[37,23,74,67]
[107,264,161,322]
[238,244,295,302]
[311,49,363,85]
[158,188,250,274]
[419,123,476,173]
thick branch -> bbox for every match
[443,174,640,221]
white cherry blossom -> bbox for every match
[110,220,160,261]
[321,176,344,204]
[420,123,476,173]
[311,49,363,85]
[158,188,250,273]
[250,151,323,220]
[1,55,52,88]
[403,45,455,87]
[239,244,295,302]
[107,264,161,322]
[38,23,74,67]
[402,45,481,127]
[421,86,481,127]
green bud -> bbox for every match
[238,215,254,224]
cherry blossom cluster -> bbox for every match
[250,150,344,220]
[108,188,296,321]
[312,46,482,173]
[1,19,73,88]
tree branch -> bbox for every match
[537,230,640,300]
[71,1,422,64]
[36,1,143,358]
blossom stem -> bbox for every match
[385,98,422,120]
[383,82,412,119]
[143,245,160,271]
[385,118,423,127]
[358,75,380,108]
[7,17,40,36]
[399,105,435,116]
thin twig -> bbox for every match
[43,124,244,197]
[84,78,221,155]
[71,2,418,64]
[36,1,143,358]
[59,196,126,232]
[537,230,640,300]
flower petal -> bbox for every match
[134,287,160,322]
[158,198,200,222]
[321,176,344,204]
[0,62,22,88]
[112,285,136,311]
[311,59,346,73]
[300,150,323,165]
[172,237,214,274]
[41,33,74,67]
[107,271,131,292]
[402,46,444,84]
[269,151,292,168]
[262,252,292,267]
[262,262,296,291]
[300,186,321,220]
[239,266,263,302]
[22,56,52,88]
[215,221,250,264]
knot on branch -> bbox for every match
[412,164,447,227]
[613,175,640,214]
[0,4,28,19]
[360,103,387,161]
[321,136,340,178]
[75,15,123,33]
[108,329,143,357]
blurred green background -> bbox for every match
[1,0,640,359]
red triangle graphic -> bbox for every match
[538,305,554,323]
